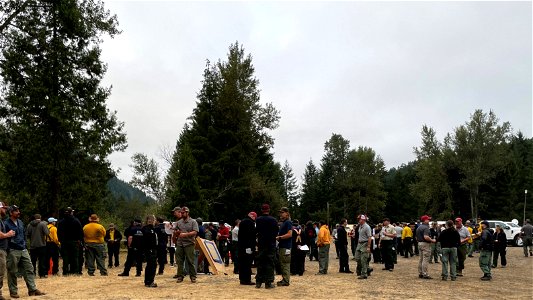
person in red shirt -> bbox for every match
[217,221,230,266]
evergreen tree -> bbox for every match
[281,160,299,215]
[166,43,280,221]
[0,0,126,215]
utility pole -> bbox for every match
[524,190,528,225]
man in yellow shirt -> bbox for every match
[316,220,331,275]
[46,218,60,276]
[402,223,414,258]
[83,214,107,276]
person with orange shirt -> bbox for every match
[83,214,107,276]
[316,220,331,275]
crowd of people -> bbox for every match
[1,200,533,295]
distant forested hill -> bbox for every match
[107,177,154,204]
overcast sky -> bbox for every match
[100,1,532,184]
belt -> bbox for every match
[358,241,368,244]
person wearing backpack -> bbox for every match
[478,220,493,281]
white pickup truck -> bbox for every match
[486,220,523,246]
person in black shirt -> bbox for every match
[238,212,257,285]
[491,225,507,268]
[118,219,144,276]
[154,217,168,275]
[142,215,158,287]
[57,207,83,276]
[255,204,278,289]
[337,218,352,273]
[438,220,460,281]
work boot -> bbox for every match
[265,282,275,289]
[28,290,46,296]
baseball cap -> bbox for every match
[420,215,431,222]
[481,220,489,226]
[359,214,367,220]
[455,217,463,223]
[181,206,190,213]
[47,217,57,223]
[172,206,181,212]
[248,212,257,219]
[279,207,289,213]
[261,204,270,212]
[64,207,74,213]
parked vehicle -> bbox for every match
[486,220,523,246]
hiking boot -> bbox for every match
[9,294,19,299]
[191,278,197,283]
[451,277,456,281]
[357,275,367,279]
[255,282,262,289]
[276,281,289,286]
[265,282,275,289]
[118,273,129,276]
[145,283,158,288]
[421,275,432,280]
[480,274,492,281]
[441,276,447,281]
[367,268,373,276]
[176,277,184,283]
[28,290,46,296]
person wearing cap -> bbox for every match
[355,215,372,279]
[170,206,182,278]
[104,223,122,268]
[454,217,471,276]
[26,214,50,278]
[238,212,257,285]
[175,207,199,283]
[4,205,46,297]
[276,207,293,286]
[479,220,493,281]
[57,207,84,276]
[255,204,278,289]
[45,217,60,276]
[0,202,16,300]
[118,219,144,277]
[83,214,107,276]
[217,219,230,267]
[379,218,396,272]
[337,218,353,273]
[520,219,533,257]
[416,215,435,279]
[290,219,307,276]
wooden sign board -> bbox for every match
[195,237,227,275]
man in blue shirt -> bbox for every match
[255,204,278,289]
[4,205,45,298]
[276,207,292,287]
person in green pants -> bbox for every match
[478,220,493,281]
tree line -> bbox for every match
[0,1,531,228]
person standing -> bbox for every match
[0,202,16,300]
[491,225,506,268]
[45,217,60,276]
[217,220,230,267]
[83,214,107,276]
[231,219,240,274]
[290,219,307,276]
[429,222,441,263]
[521,219,533,257]
[479,220,493,281]
[355,215,372,279]
[105,224,122,268]
[454,217,471,277]
[394,223,404,258]
[316,220,331,275]
[5,205,45,298]
[337,218,353,273]
[154,217,168,275]
[305,221,318,261]
[26,214,49,278]
[255,204,278,289]
[175,207,199,283]
[142,215,158,288]
[118,219,144,277]
[170,207,181,277]
[416,215,435,280]
[438,220,460,281]
[276,207,292,286]
[57,207,83,276]
[380,218,396,272]
[238,212,257,285]
[402,223,414,258]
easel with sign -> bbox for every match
[195,237,227,275]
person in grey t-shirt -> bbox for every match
[175,207,199,283]
[416,215,435,279]
[521,219,533,257]
[355,215,373,279]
